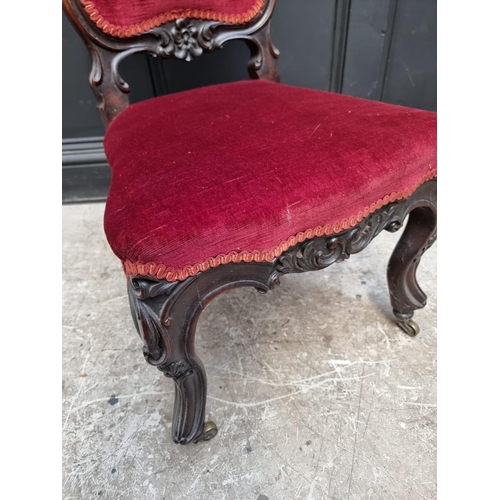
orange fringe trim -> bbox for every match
[123,170,437,282]
[80,0,266,38]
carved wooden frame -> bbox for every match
[62,0,280,126]
[63,0,437,444]
[127,180,437,444]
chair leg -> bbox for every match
[127,277,215,444]
[163,336,212,445]
[387,201,437,337]
[126,263,279,444]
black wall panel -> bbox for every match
[62,14,104,139]
[62,0,436,202]
[341,0,392,99]
[273,0,336,91]
[381,0,437,111]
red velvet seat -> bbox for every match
[104,79,436,282]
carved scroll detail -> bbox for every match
[277,203,403,275]
[127,182,437,372]
[127,276,192,370]
[163,361,193,379]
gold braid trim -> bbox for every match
[80,0,266,38]
[123,170,437,282]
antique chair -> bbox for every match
[63,0,437,445]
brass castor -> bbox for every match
[196,421,218,442]
[394,310,420,337]
[396,319,420,337]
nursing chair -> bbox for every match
[63,0,437,444]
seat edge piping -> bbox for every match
[123,169,437,282]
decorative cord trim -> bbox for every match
[80,0,266,38]
[123,170,437,282]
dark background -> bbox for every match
[62,0,436,202]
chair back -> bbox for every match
[63,0,280,127]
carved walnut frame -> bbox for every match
[63,0,437,444]
[63,0,280,126]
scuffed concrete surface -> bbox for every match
[63,203,436,500]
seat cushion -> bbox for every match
[104,80,436,282]
[81,0,265,37]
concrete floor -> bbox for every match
[62,202,437,500]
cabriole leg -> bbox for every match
[127,277,215,444]
[387,193,437,336]
[126,263,278,444]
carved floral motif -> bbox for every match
[171,19,204,61]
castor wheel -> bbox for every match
[196,421,218,442]
[394,310,420,337]
[396,319,420,337]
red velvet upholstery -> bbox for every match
[103,80,437,282]
[81,0,265,37]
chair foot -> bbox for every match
[194,421,218,443]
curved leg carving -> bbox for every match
[273,179,437,335]
[125,180,436,443]
[387,180,437,336]
[127,263,279,444]
[168,355,208,444]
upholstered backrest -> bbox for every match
[63,0,279,126]
[81,0,266,37]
